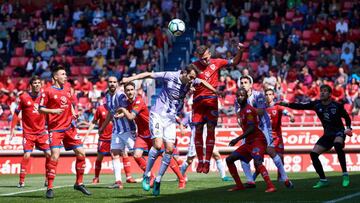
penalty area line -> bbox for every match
[324,191,360,203]
[0,183,108,197]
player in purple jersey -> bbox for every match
[122,64,217,196]
[99,76,137,189]
[238,75,293,188]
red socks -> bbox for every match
[257,164,275,188]
[227,160,244,188]
[76,156,85,185]
[134,156,147,171]
[95,159,102,178]
[122,157,132,179]
[205,128,215,161]
[170,157,183,180]
[195,128,204,162]
[46,159,58,189]
[19,157,30,183]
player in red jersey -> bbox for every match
[39,66,91,198]
[10,76,51,188]
[85,103,113,184]
[192,44,244,173]
[117,82,186,188]
[226,88,276,192]
[265,89,295,158]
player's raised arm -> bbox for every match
[99,112,112,135]
[278,101,315,110]
[10,111,20,139]
[116,107,136,120]
[122,72,155,83]
[339,104,352,130]
[231,43,244,65]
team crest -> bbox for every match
[60,96,67,105]
[27,101,31,105]
[209,64,216,70]
[54,95,58,99]
[330,108,336,114]
[272,110,277,115]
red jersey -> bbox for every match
[40,86,74,131]
[266,104,286,137]
[127,96,150,137]
[15,92,46,135]
[193,58,228,101]
[237,104,264,144]
[94,105,112,141]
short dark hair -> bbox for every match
[240,75,253,84]
[29,75,41,85]
[182,64,200,75]
[320,84,332,93]
[195,45,208,56]
[265,88,275,94]
[51,65,66,79]
[107,75,118,83]
[124,81,135,89]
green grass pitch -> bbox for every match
[1,172,360,203]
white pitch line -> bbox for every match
[323,192,360,203]
[0,183,107,197]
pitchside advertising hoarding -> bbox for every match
[1,127,360,174]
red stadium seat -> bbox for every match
[4,66,14,76]
[10,57,28,67]
[344,104,353,114]
[241,52,249,61]
[304,110,315,116]
[303,116,315,127]
[252,12,260,19]
[70,66,80,76]
[306,60,317,70]
[302,30,313,40]
[249,21,259,31]
[15,47,24,56]
[246,31,256,41]
[343,2,353,11]
[80,66,92,76]
[285,10,295,20]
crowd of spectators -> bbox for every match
[0,0,195,127]
[191,0,360,120]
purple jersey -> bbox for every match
[151,71,199,122]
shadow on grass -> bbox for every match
[127,174,360,203]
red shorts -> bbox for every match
[134,135,152,151]
[234,140,267,163]
[49,126,83,151]
[192,98,218,124]
[23,133,50,152]
[272,134,284,154]
[98,140,111,155]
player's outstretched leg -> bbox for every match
[226,156,245,191]
[256,164,276,192]
[123,156,136,183]
[18,153,30,188]
[213,151,232,181]
[93,154,104,184]
[334,142,349,187]
[194,124,205,173]
[169,157,186,189]
[241,161,256,188]
[153,152,172,196]
[203,123,216,174]
[142,147,160,191]
[267,147,294,188]
[74,154,91,195]
[310,152,329,188]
